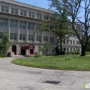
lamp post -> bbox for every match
[65,34,68,60]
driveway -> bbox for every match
[0,57,89,90]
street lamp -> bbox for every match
[65,34,68,60]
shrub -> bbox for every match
[34,52,42,57]
[86,51,90,55]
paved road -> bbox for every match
[0,57,90,90]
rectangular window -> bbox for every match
[0,32,3,38]
[50,37,54,43]
[20,22,26,29]
[20,34,25,41]
[11,8,18,15]
[44,15,49,20]
[28,23,34,30]
[37,13,42,19]
[28,35,34,41]
[10,21,17,28]
[44,36,48,41]
[29,12,35,18]
[36,35,41,42]
[1,6,8,13]
[10,33,17,40]
[0,19,7,27]
[20,10,27,16]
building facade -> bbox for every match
[0,0,81,56]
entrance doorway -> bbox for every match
[12,45,17,55]
[30,49,34,55]
[21,49,26,55]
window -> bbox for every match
[70,40,72,44]
[28,23,34,30]
[38,46,41,52]
[73,40,75,44]
[76,41,80,44]
[36,35,41,42]
[20,22,26,29]
[10,20,17,28]
[28,35,34,41]
[0,32,3,38]
[37,13,42,19]
[11,8,18,15]
[36,24,41,30]
[50,37,54,43]
[44,36,48,41]
[20,10,27,16]
[0,19,7,27]
[29,12,35,18]
[20,34,25,41]
[44,15,49,20]
[10,33,17,40]
[1,6,8,13]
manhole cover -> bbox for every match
[44,80,60,84]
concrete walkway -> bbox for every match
[0,57,89,90]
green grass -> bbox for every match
[11,55,90,71]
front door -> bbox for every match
[30,49,34,55]
[12,45,17,55]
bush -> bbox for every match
[86,51,90,55]
[34,52,42,57]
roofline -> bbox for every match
[0,0,55,14]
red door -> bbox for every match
[12,45,17,55]
[30,49,34,55]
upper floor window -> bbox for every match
[29,12,35,18]
[11,8,18,15]
[76,41,80,44]
[28,23,35,30]
[44,36,48,41]
[44,15,49,20]
[10,33,17,40]
[37,13,42,19]
[36,35,41,42]
[28,34,34,41]
[10,20,17,28]
[0,32,3,38]
[20,10,27,16]
[20,22,26,29]
[1,6,9,13]
[20,34,25,41]
[50,37,54,43]
[0,19,7,27]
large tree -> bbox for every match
[0,33,11,56]
[48,0,90,56]
[39,10,72,55]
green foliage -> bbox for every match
[34,52,42,57]
[12,55,90,71]
[0,33,12,57]
[41,42,52,55]
[86,51,90,55]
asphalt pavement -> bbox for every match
[0,57,90,90]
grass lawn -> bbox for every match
[11,55,90,71]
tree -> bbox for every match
[41,42,52,55]
[48,0,90,56]
[39,10,72,55]
[0,33,11,56]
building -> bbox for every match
[0,0,81,56]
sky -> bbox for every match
[15,0,50,9]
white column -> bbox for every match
[8,18,10,40]
[34,23,36,43]
[17,20,20,42]
[0,2,1,12]
[26,21,28,42]
[9,4,11,14]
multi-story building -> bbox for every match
[0,0,81,56]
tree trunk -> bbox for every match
[81,45,86,56]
